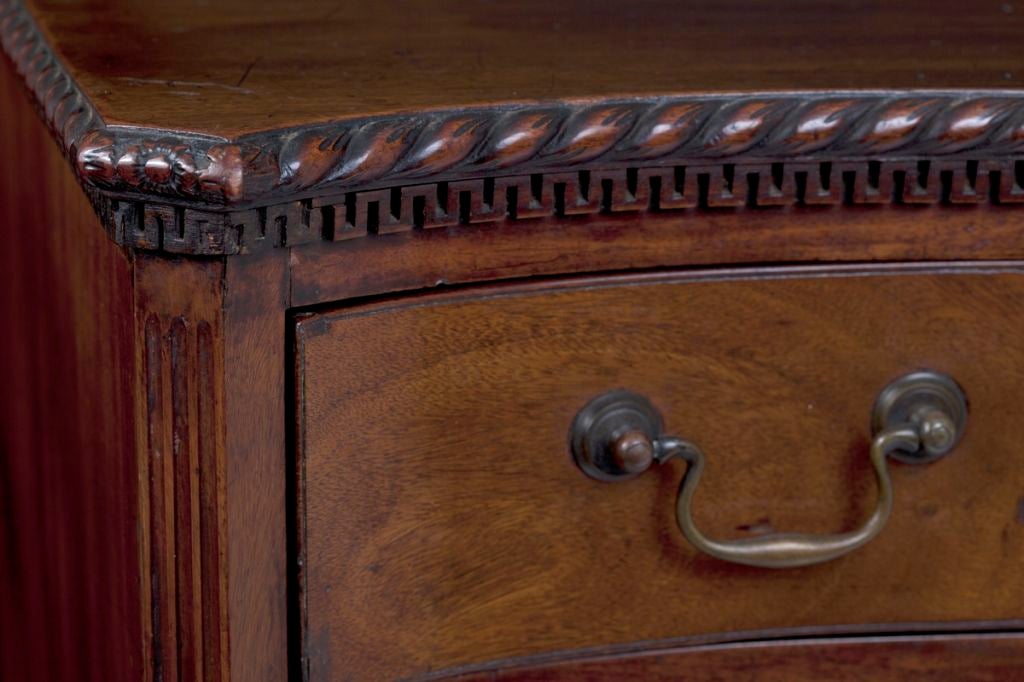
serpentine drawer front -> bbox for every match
[294,265,1024,680]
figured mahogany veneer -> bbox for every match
[295,266,1024,680]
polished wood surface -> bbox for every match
[129,230,293,682]
[0,53,293,681]
[0,52,142,681]
[222,252,290,681]
[28,0,1024,136]
[129,252,290,682]
[296,267,1024,679]
[290,203,1024,305]
[11,1,1024,257]
[133,255,228,682]
[453,634,1024,681]
[6,1,1024,679]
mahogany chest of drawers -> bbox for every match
[3,1,1024,679]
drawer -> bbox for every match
[453,633,1024,681]
[294,265,1024,680]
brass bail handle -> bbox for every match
[569,371,968,569]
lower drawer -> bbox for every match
[294,264,1024,680]
[451,633,1024,681]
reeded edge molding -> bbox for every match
[134,263,229,682]
[6,0,1024,255]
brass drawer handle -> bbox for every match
[570,371,968,569]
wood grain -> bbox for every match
[452,633,1024,681]
[0,55,142,681]
[6,2,1024,679]
[132,250,293,682]
[133,255,228,682]
[223,250,290,682]
[289,203,1024,306]
[25,0,1024,137]
[296,266,1024,679]
[12,0,1024,258]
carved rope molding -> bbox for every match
[5,0,1024,255]
[73,95,1024,206]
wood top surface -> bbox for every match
[8,0,1024,256]
[27,0,1024,137]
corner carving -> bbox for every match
[77,131,244,204]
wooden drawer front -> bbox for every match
[452,633,1024,681]
[295,266,1024,680]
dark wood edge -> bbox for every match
[421,622,1024,675]
[7,0,1024,255]
[291,260,1024,332]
